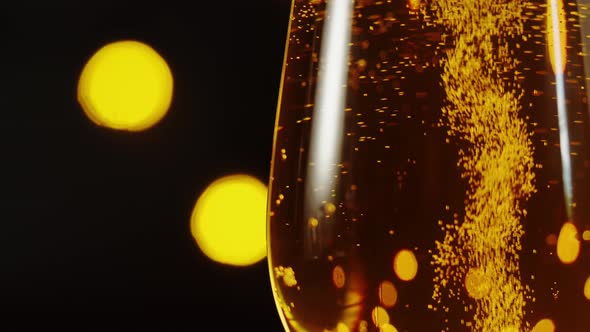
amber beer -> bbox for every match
[268,0,590,331]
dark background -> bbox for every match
[1,2,290,330]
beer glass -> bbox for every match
[267,0,590,330]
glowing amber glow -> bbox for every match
[584,276,590,300]
[531,319,556,332]
[430,1,534,330]
[556,222,581,264]
[380,324,398,332]
[378,280,398,308]
[309,217,319,228]
[78,40,173,131]
[190,174,267,266]
[407,0,421,11]
[371,306,389,328]
[393,249,418,281]
[323,202,336,216]
[336,322,350,332]
[332,265,346,289]
[546,233,558,246]
[582,230,590,241]
[546,0,567,74]
[502,327,519,332]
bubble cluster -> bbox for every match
[275,266,299,288]
[429,0,536,330]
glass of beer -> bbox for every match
[267,0,590,330]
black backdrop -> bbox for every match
[1,2,290,330]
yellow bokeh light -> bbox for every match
[378,280,398,308]
[380,324,398,332]
[582,230,590,241]
[531,318,556,332]
[556,222,580,264]
[371,306,390,328]
[323,202,336,216]
[309,217,319,228]
[393,249,418,281]
[190,174,268,266]
[78,40,173,131]
[464,268,491,300]
[359,320,369,332]
[584,276,590,300]
[336,322,350,332]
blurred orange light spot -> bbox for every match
[378,280,398,308]
[332,265,346,289]
[545,233,558,246]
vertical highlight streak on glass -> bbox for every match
[547,0,567,74]
[430,1,535,331]
[548,0,574,218]
[304,0,354,257]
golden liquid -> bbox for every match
[267,0,590,331]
